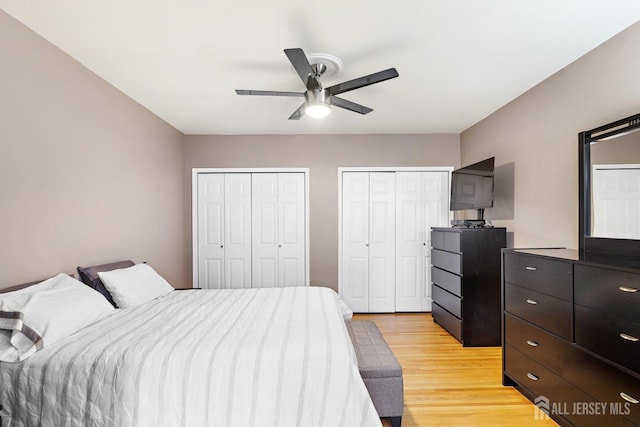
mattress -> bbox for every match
[0,286,381,427]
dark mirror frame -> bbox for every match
[579,113,640,257]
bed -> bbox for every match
[0,264,381,427]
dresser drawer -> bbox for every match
[431,266,461,297]
[432,249,461,275]
[505,345,633,427]
[504,252,572,300]
[431,230,460,252]
[504,313,575,377]
[575,304,640,374]
[562,341,640,425]
[505,283,572,339]
[575,265,640,324]
[433,302,462,342]
[432,230,444,250]
[432,285,461,318]
[507,315,640,425]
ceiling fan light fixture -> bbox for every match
[305,104,331,118]
[304,89,331,118]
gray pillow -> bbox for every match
[77,260,135,306]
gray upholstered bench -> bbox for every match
[345,320,404,427]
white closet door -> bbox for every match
[224,174,252,289]
[342,172,370,312]
[395,172,425,311]
[421,171,450,310]
[197,174,225,289]
[396,171,449,311]
[369,173,396,312]
[278,173,306,286]
[252,172,306,287]
[252,173,279,288]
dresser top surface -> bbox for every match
[506,247,640,272]
[431,226,507,233]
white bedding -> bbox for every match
[0,287,381,427]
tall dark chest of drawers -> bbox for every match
[503,248,640,427]
[430,227,506,346]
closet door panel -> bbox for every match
[396,172,425,311]
[224,173,252,289]
[203,259,223,290]
[369,173,396,312]
[197,174,225,289]
[342,172,370,312]
[278,173,306,286]
[252,174,279,288]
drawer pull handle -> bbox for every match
[620,392,639,404]
[526,299,538,305]
[620,333,639,342]
[526,340,539,347]
[527,373,539,381]
[525,266,537,271]
[619,286,639,293]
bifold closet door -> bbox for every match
[395,171,449,311]
[342,172,395,313]
[368,173,396,312]
[196,173,252,289]
[252,173,305,287]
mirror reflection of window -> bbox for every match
[589,129,640,239]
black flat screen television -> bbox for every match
[450,157,495,212]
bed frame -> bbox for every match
[0,280,42,293]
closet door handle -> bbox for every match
[526,340,539,347]
[527,373,539,381]
[365,243,369,247]
[619,286,639,293]
[220,245,224,248]
[620,333,639,342]
[526,299,538,305]
[526,266,537,271]
[620,392,639,404]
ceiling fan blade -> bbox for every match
[284,48,322,91]
[330,96,373,115]
[288,103,305,120]
[327,68,399,96]
[235,89,305,97]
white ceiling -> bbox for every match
[2,1,640,135]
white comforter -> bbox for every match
[0,287,381,427]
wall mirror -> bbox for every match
[579,113,640,257]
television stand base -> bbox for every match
[451,219,487,228]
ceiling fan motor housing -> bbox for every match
[305,89,329,107]
[304,88,331,118]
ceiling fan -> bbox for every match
[235,48,399,120]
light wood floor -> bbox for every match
[354,313,559,427]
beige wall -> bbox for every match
[184,134,460,290]
[0,11,187,288]
[460,21,640,249]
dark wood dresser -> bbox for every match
[430,226,506,346]
[502,248,640,427]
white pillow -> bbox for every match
[0,273,116,362]
[97,263,173,308]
